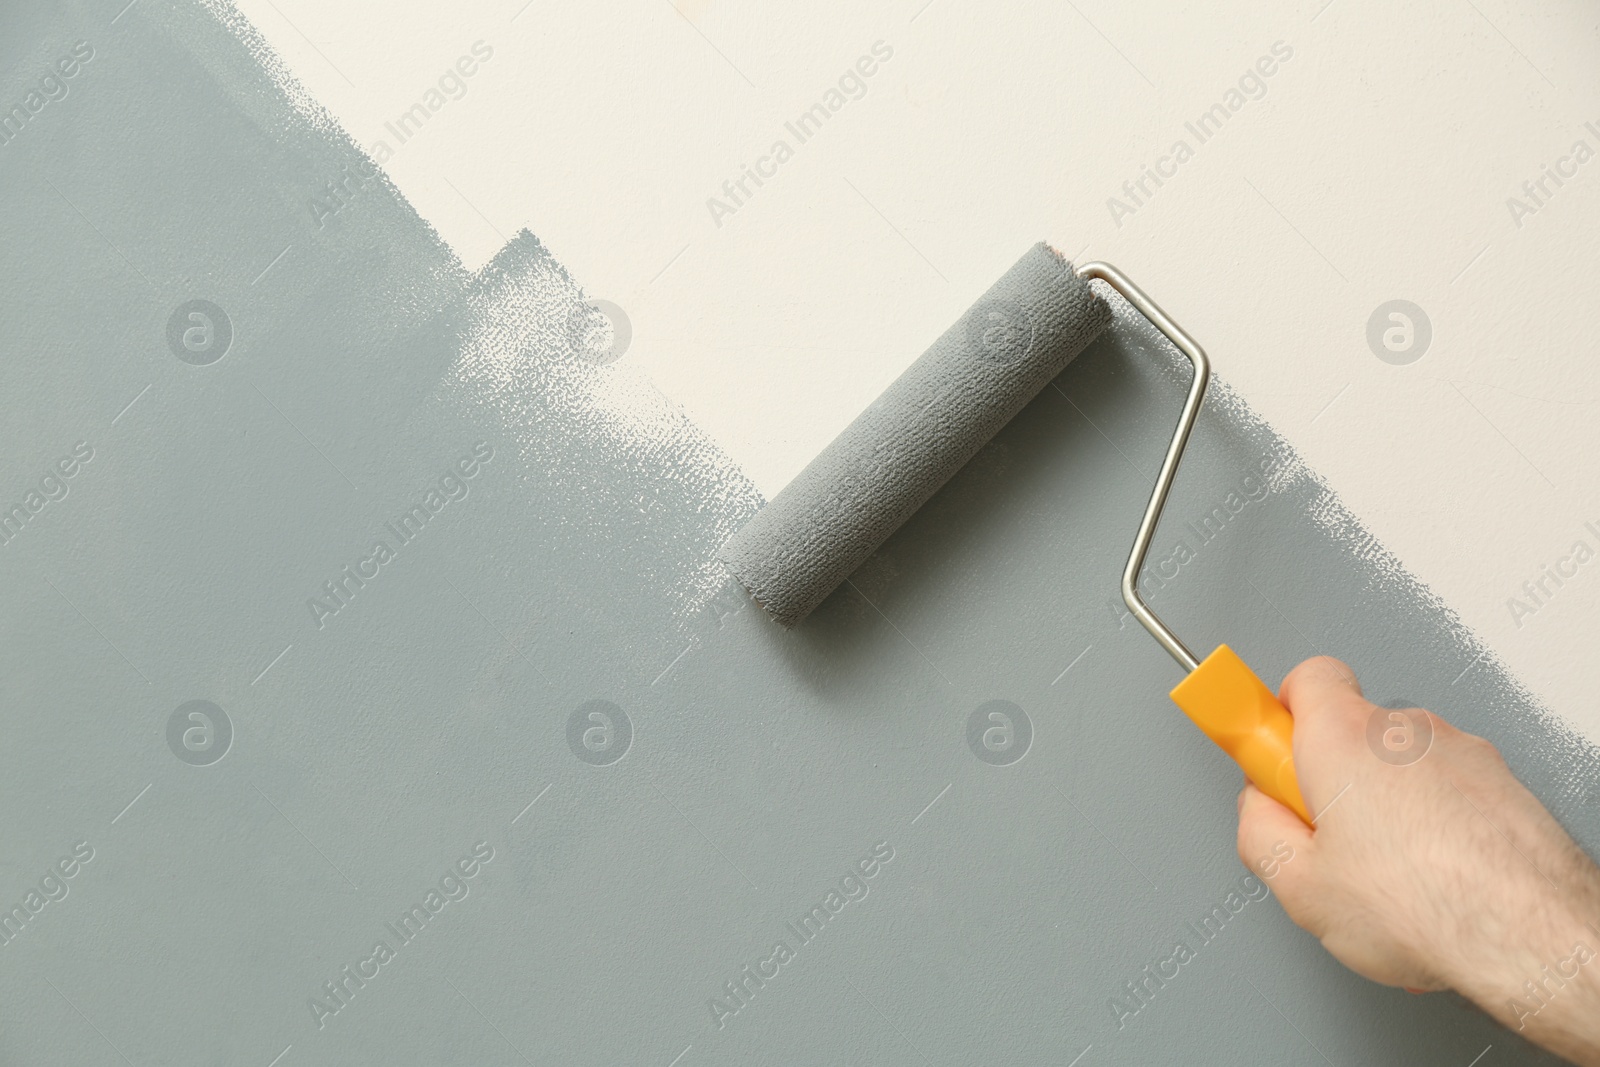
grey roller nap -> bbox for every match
[722,241,1112,627]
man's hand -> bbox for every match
[1236,656,1600,1066]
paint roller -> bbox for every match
[720,243,1311,824]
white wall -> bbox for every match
[227,0,1600,742]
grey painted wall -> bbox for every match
[0,3,1593,1065]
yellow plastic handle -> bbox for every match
[1168,644,1311,825]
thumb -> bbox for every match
[1278,655,1367,732]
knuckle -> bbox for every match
[1282,656,1362,701]
[1468,732,1504,762]
[1288,655,1342,682]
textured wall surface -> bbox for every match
[0,3,1594,1065]
[225,0,1600,748]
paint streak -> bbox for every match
[442,229,761,619]
[188,0,763,622]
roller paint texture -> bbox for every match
[721,242,1111,626]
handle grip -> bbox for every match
[1169,644,1311,825]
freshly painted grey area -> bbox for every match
[721,243,1109,627]
[1,3,1594,1066]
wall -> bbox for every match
[226,0,1600,747]
[0,3,1591,1065]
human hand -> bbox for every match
[1236,656,1600,1066]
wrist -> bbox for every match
[1498,936,1600,1035]
[1455,905,1600,1060]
